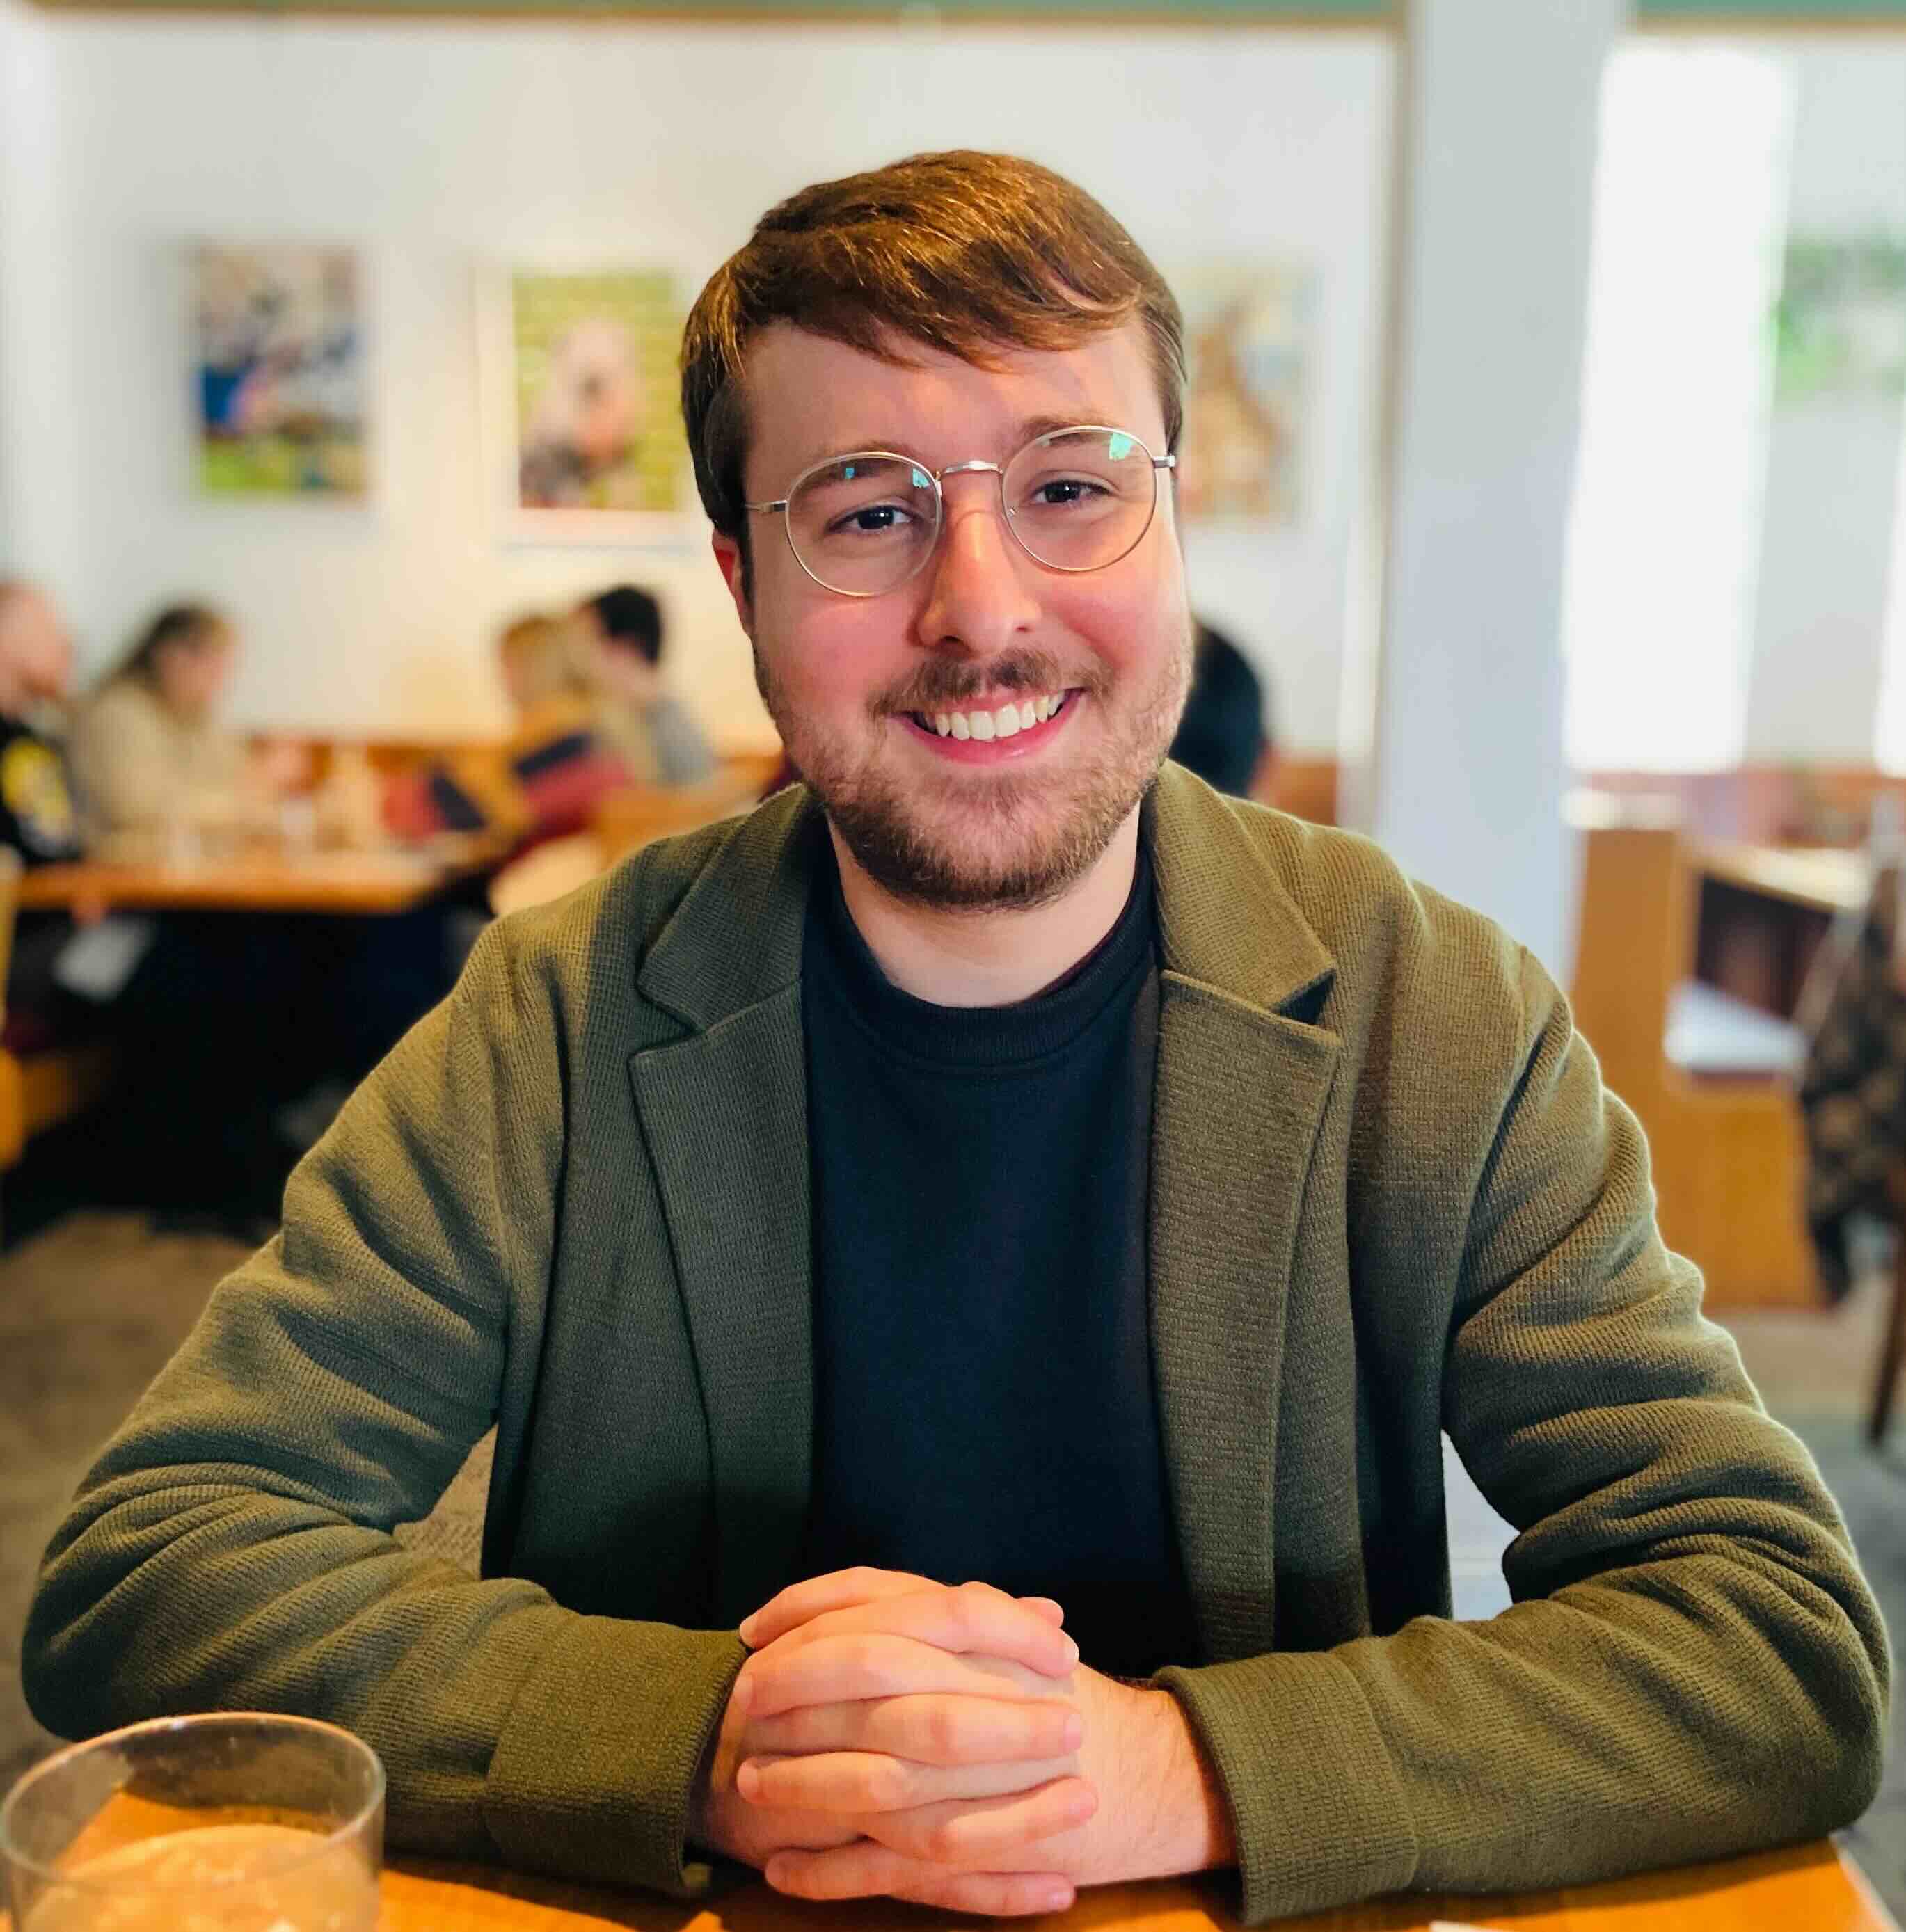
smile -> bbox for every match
[910,692,1070,742]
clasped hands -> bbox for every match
[690,1566,1231,1917]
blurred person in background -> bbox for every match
[69,602,308,853]
[0,580,82,870]
[573,583,716,787]
[1167,619,1271,799]
[0,581,88,1052]
[383,611,638,849]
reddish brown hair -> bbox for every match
[680,151,1184,555]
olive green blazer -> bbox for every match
[23,767,1889,1924]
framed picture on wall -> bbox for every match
[477,263,699,545]
[1166,261,1312,528]
[189,242,369,500]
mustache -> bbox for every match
[878,654,1098,714]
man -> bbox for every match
[0,580,82,869]
[24,154,1887,1925]
[573,582,717,788]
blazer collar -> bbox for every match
[637,762,1338,1033]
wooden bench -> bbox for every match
[1569,808,1818,1307]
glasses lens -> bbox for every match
[1003,429,1159,573]
[786,455,939,596]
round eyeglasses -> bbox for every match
[744,425,1177,600]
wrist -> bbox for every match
[1140,1684,1237,1877]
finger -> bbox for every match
[748,1692,1083,1766]
[766,1844,1075,1917]
[742,1572,1068,1650]
[740,1750,1079,1814]
[863,1776,1098,1865]
[741,1568,937,1647]
[736,1635,1067,1720]
[761,1584,1079,1679]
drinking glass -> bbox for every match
[1,1713,383,1932]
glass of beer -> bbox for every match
[1,1712,383,1932]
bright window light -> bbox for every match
[1562,45,1794,774]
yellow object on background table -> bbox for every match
[362,1840,1893,1932]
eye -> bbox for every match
[830,502,919,536]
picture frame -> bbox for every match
[475,262,701,548]
[188,241,370,502]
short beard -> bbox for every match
[756,631,1192,913]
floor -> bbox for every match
[2,1211,1902,1918]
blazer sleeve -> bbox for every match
[21,918,745,1899]
[1159,944,1889,1924]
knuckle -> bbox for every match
[923,1817,964,1862]
[923,1702,962,1759]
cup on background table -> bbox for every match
[1,1713,383,1931]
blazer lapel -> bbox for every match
[1146,767,1342,1663]
[630,996,813,1629]
[626,790,823,1628]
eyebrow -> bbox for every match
[786,414,1116,479]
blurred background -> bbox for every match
[2,0,1905,1911]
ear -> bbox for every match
[713,532,754,637]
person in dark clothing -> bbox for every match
[1168,620,1269,798]
[0,581,87,1049]
[0,581,82,870]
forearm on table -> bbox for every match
[26,1483,745,1896]
[1159,1527,1887,1928]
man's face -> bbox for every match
[715,320,1193,911]
[0,589,74,704]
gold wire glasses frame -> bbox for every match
[744,424,1177,600]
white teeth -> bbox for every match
[933,695,1065,740]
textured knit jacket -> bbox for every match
[23,767,1890,1924]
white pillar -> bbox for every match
[1345,0,1630,981]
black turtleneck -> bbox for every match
[799,839,1199,1677]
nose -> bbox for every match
[910,474,1041,657]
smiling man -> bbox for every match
[25,154,1888,1926]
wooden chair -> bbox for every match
[1570,805,1816,1307]
[0,852,120,1190]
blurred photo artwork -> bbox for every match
[1170,262,1311,526]
[505,269,689,528]
[191,244,367,499]
[1774,234,1906,403]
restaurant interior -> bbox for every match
[3,0,1906,1926]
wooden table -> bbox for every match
[376,1842,1895,1932]
[1690,839,1868,1019]
[15,842,497,917]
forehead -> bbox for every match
[740,320,1164,487]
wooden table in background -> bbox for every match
[14,841,498,918]
[376,1841,1894,1932]
[1690,839,1868,1019]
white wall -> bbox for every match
[0,0,80,588]
[8,15,1391,749]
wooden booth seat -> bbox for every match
[1570,812,1816,1308]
